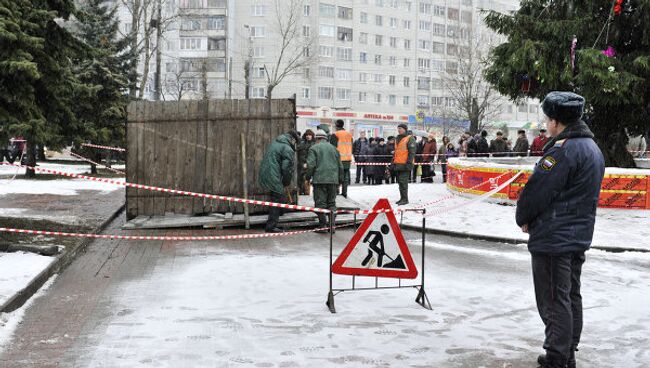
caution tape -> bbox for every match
[81,143,126,152]
[68,151,125,175]
[352,162,439,166]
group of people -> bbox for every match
[0,126,26,164]
[450,129,551,158]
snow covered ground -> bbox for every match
[348,182,650,251]
[0,161,125,178]
[0,252,54,308]
[0,177,124,196]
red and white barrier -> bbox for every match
[68,151,125,175]
[81,143,126,152]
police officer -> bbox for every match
[516,92,605,368]
[392,123,416,205]
[306,129,343,233]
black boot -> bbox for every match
[537,353,575,368]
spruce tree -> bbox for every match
[484,0,650,167]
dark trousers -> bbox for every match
[355,162,365,183]
[397,171,409,201]
[441,163,447,183]
[341,162,351,196]
[266,191,287,231]
[313,184,337,226]
[421,164,435,182]
[532,252,585,365]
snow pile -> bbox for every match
[348,182,650,251]
[0,178,124,196]
[0,252,54,307]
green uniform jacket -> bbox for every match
[259,134,295,194]
[392,134,416,172]
[306,141,344,185]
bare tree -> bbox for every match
[161,67,198,101]
[443,27,503,134]
[263,0,316,99]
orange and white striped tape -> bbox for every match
[68,151,125,175]
[81,143,126,152]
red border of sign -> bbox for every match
[332,198,418,279]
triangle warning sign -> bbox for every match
[332,198,418,279]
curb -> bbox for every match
[401,224,650,254]
[0,204,126,314]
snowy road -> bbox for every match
[1,214,649,367]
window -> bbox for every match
[403,76,410,87]
[360,12,368,23]
[165,62,177,73]
[319,45,334,57]
[302,87,310,99]
[418,40,430,51]
[338,6,353,19]
[418,58,430,69]
[336,88,351,100]
[419,21,431,31]
[390,17,398,28]
[253,66,266,78]
[447,25,458,38]
[303,67,311,79]
[303,46,311,57]
[402,20,411,29]
[390,37,397,48]
[319,66,335,78]
[181,20,201,31]
[336,47,352,61]
[404,39,411,50]
[403,96,410,105]
[251,87,265,98]
[373,73,383,83]
[419,2,431,14]
[389,56,397,66]
[207,16,225,30]
[359,92,367,102]
[388,75,396,86]
[253,46,264,57]
[432,97,444,106]
[359,72,369,83]
[403,58,410,68]
[375,15,383,26]
[319,87,334,100]
[304,5,311,16]
[431,78,443,89]
[518,104,528,113]
[432,60,444,71]
[302,25,310,37]
[320,3,336,17]
[251,5,266,16]
[448,8,459,21]
[180,37,203,50]
[432,41,445,54]
[375,34,383,46]
[418,76,430,90]
[338,27,353,41]
[434,5,445,17]
[374,54,382,65]
[461,10,472,23]
[375,0,384,6]
[447,44,458,56]
[208,37,226,50]
[460,27,471,40]
[359,32,368,44]
[530,105,538,113]
[360,52,368,63]
[388,0,398,8]
[320,24,336,37]
[206,0,225,8]
[374,93,382,103]
[389,95,396,105]
[417,95,429,107]
[433,23,445,36]
[446,61,458,74]
[250,26,265,37]
[462,0,473,5]
[179,0,202,8]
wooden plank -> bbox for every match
[193,100,208,214]
[152,102,168,216]
[164,102,179,214]
[178,100,196,214]
[143,102,157,216]
[136,102,146,218]
[126,102,139,219]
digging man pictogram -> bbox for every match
[360,224,406,269]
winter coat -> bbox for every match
[489,138,508,157]
[530,135,549,156]
[422,140,437,162]
[467,137,478,155]
[259,134,295,195]
[437,144,448,163]
[353,138,369,161]
[392,134,416,172]
[359,142,373,160]
[477,137,489,155]
[297,139,314,169]
[373,144,389,178]
[516,121,605,254]
[306,141,344,185]
[513,137,530,156]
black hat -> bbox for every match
[517,129,525,134]
[387,136,395,140]
[287,130,300,142]
[397,123,408,131]
[542,91,585,124]
[496,131,503,136]
[335,119,345,128]
[481,130,488,137]
[540,128,547,132]
[378,138,385,142]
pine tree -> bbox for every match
[73,0,137,171]
[484,0,650,167]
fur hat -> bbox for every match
[314,129,328,139]
[397,123,408,131]
[541,91,585,124]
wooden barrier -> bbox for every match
[447,160,650,210]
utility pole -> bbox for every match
[228,56,233,99]
[153,0,162,101]
[243,25,253,99]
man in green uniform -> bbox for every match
[392,124,416,205]
[306,129,344,233]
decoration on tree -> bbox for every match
[614,0,624,15]
[570,35,578,73]
[602,45,616,57]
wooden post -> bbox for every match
[241,132,250,229]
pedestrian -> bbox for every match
[489,131,508,157]
[332,119,353,198]
[411,136,426,183]
[530,129,549,156]
[306,129,343,233]
[392,124,416,205]
[513,129,530,157]
[0,125,11,163]
[504,137,513,156]
[627,133,647,158]
[458,133,469,157]
[374,138,389,185]
[360,137,374,183]
[297,130,315,195]
[467,133,478,156]
[476,130,490,157]
[259,130,300,233]
[386,136,397,183]
[353,131,369,183]
[516,91,605,368]
[446,142,458,158]
[437,136,451,183]
[421,133,437,183]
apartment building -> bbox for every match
[116,0,541,136]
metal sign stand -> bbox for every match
[326,208,431,313]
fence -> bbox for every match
[126,99,296,219]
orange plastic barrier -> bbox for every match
[447,163,649,210]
